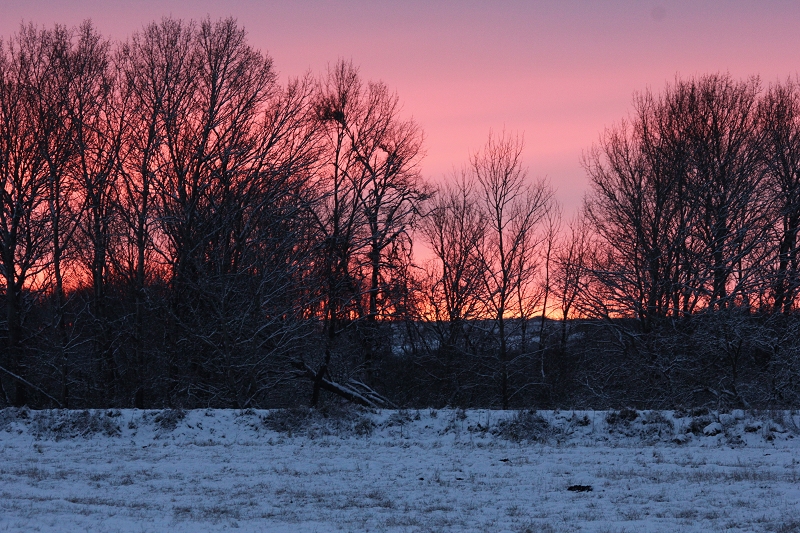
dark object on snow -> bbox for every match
[567,485,593,492]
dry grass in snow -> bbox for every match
[1,407,799,532]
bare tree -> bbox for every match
[417,172,487,404]
[148,17,327,407]
[534,205,560,371]
[0,26,54,406]
[116,18,195,406]
[582,74,776,408]
[61,21,126,401]
[302,60,369,405]
[21,24,83,406]
[349,76,428,384]
[584,76,766,324]
[472,131,552,408]
[297,60,427,407]
[683,74,767,310]
[554,213,592,349]
[759,78,800,313]
[583,96,694,328]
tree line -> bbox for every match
[1,19,798,410]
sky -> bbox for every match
[2,1,800,215]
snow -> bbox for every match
[1,407,799,532]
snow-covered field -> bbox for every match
[1,407,799,532]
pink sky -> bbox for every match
[2,1,799,215]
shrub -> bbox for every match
[492,410,558,443]
[261,404,374,438]
[31,410,121,440]
[153,408,186,431]
[384,409,418,427]
[606,407,638,425]
[0,407,31,431]
[687,414,715,436]
[573,414,591,427]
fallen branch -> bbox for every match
[0,365,63,408]
[291,361,393,408]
